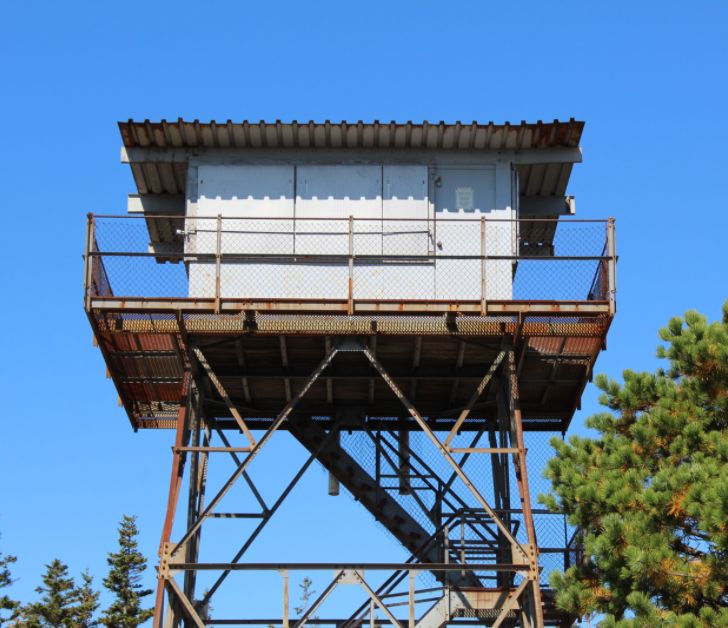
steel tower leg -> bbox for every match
[152,340,546,627]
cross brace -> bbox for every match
[153,339,546,627]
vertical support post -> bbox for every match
[348,215,354,315]
[184,390,204,604]
[282,570,290,628]
[153,374,191,628]
[215,213,222,314]
[480,216,486,315]
[607,217,617,315]
[506,350,544,628]
[460,518,465,578]
[398,430,411,495]
[83,213,96,311]
[369,599,375,628]
[408,570,416,628]
[328,430,340,496]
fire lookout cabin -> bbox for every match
[85,119,616,628]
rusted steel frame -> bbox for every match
[91,249,607,262]
[294,571,345,628]
[201,424,343,605]
[129,333,162,406]
[443,350,506,447]
[438,427,488,504]
[407,571,416,628]
[215,213,222,314]
[607,217,617,316]
[447,447,521,454]
[480,216,486,315]
[348,215,354,315]
[506,349,544,627]
[488,418,511,589]
[491,577,530,628]
[235,338,253,404]
[164,576,206,628]
[352,571,402,628]
[374,429,498,547]
[213,428,268,513]
[83,213,95,311]
[280,337,292,402]
[282,569,289,628]
[175,446,250,453]
[367,430,443,529]
[192,346,256,447]
[153,373,192,628]
[85,311,137,430]
[360,344,529,561]
[184,395,209,601]
[90,297,611,316]
[168,561,529,571]
[172,344,339,554]
[540,337,568,406]
[94,213,609,224]
[449,340,466,403]
[342,518,458,628]
[96,214,609,226]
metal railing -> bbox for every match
[84,214,616,314]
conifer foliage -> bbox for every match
[0,542,19,624]
[21,558,98,627]
[99,515,153,627]
[542,303,728,626]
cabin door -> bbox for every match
[433,166,497,300]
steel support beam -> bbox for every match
[153,339,551,627]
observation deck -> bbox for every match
[84,214,615,431]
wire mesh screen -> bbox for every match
[86,216,613,305]
[336,428,572,588]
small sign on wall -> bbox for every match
[455,186,474,211]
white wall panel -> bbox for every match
[186,162,514,301]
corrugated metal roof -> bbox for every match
[126,159,574,198]
[119,118,584,151]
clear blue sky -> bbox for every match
[1,0,727,622]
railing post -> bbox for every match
[348,215,354,315]
[480,217,486,315]
[607,217,617,315]
[408,569,416,628]
[281,569,289,628]
[83,212,96,312]
[215,214,222,314]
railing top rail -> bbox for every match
[90,213,612,224]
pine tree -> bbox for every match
[541,302,728,626]
[0,540,19,625]
[21,560,100,627]
[22,559,78,627]
[75,571,99,627]
[100,515,153,627]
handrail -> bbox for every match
[84,214,616,309]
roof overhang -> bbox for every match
[120,118,584,152]
[119,118,584,212]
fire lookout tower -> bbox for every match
[84,119,616,627]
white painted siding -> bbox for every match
[185,162,514,302]
[432,165,514,300]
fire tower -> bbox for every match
[84,119,616,627]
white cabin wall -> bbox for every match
[432,163,513,300]
[185,158,517,301]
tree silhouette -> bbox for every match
[542,302,728,626]
[0,540,19,625]
[21,559,98,627]
[100,515,153,627]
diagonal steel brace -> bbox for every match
[357,341,530,562]
[172,342,339,555]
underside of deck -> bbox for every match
[88,302,612,431]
